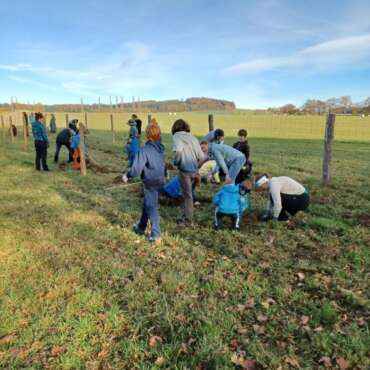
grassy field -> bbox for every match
[3,110,370,142]
[0,118,369,369]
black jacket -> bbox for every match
[233,140,250,160]
[56,128,72,145]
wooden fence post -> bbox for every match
[9,116,14,143]
[1,115,5,142]
[65,114,69,128]
[79,123,87,176]
[322,113,335,186]
[85,112,88,129]
[22,113,28,150]
[148,114,152,124]
[110,114,115,144]
[208,114,214,132]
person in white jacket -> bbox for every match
[172,119,204,225]
[255,174,310,221]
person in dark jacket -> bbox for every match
[132,114,142,136]
[54,128,73,163]
[233,129,252,184]
[31,112,49,171]
[123,120,165,244]
[49,114,57,133]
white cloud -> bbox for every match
[226,33,370,74]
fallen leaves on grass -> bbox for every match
[284,356,300,367]
[336,357,351,370]
[51,345,66,356]
[149,335,163,348]
[319,356,332,368]
[231,353,257,370]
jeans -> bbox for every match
[138,187,161,238]
[228,156,246,182]
[54,141,73,162]
[34,140,48,170]
[179,171,195,221]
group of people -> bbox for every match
[29,113,88,172]
[123,117,310,244]
[27,112,310,244]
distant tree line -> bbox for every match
[0,97,236,113]
[269,96,370,115]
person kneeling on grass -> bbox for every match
[213,180,251,231]
[122,121,165,244]
[255,174,310,222]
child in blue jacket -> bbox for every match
[213,180,251,230]
[123,121,165,244]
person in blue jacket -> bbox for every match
[213,180,251,230]
[31,112,49,171]
[126,119,140,167]
[122,120,165,244]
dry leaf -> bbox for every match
[319,356,332,368]
[297,272,305,281]
[51,345,66,356]
[257,314,268,322]
[149,335,162,347]
[238,326,248,334]
[0,334,16,344]
[247,272,257,283]
[336,357,351,370]
[230,338,240,349]
[300,315,309,325]
[253,324,265,334]
[231,354,257,370]
[285,356,299,367]
[97,350,109,359]
[245,298,255,308]
[155,356,166,366]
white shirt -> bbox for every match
[268,177,306,218]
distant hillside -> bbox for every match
[0,97,236,113]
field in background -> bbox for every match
[3,110,370,142]
[51,111,370,142]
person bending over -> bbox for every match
[123,121,165,244]
[200,141,245,184]
[255,174,310,222]
[203,128,225,144]
[213,180,251,231]
[172,119,204,226]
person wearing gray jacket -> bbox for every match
[200,141,246,183]
[172,119,204,225]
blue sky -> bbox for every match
[0,0,369,108]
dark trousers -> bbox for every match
[272,192,310,220]
[54,141,73,163]
[214,209,241,230]
[138,187,161,238]
[34,140,48,171]
[179,172,195,221]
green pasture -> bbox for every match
[0,119,369,368]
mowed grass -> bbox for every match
[0,121,369,369]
